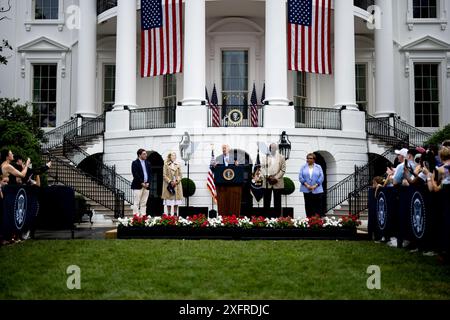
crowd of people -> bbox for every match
[131,144,325,218]
[372,140,450,255]
[0,149,51,245]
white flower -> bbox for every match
[118,217,131,226]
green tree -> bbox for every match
[0,98,45,165]
[425,123,450,146]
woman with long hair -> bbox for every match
[161,152,183,216]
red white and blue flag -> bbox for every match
[207,84,221,127]
[141,0,183,77]
[207,149,217,203]
[287,0,332,75]
[250,84,259,127]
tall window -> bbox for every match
[34,0,59,20]
[163,74,177,107]
[222,50,248,106]
[414,63,439,127]
[413,0,437,19]
[103,65,116,112]
[162,74,176,123]
[294,72,307,107]
[294,72,307,124]
[33,64,57,128]
[355,64,367,111]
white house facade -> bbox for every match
[1,0,449,217]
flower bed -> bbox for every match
[117,214,361,240]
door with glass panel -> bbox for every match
[221,50,249,122]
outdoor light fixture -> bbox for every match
[179,132,192,163]
[278,131,291,161]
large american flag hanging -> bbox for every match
[250,84,259,127]
[287,0,332,75]
[141,0,183,77]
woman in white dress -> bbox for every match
[161,152,183,216]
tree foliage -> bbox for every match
[0,98,45,165]
[425,123,450,146]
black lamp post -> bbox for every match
[278,131,291,161]
[179,132,193,207]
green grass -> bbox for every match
[0,240,449,300]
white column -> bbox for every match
[177,0,207,128]
[334,0,358,110]
[113,0,137,110]
[264,0,294,128]
[76,0,97,117]
[374,0,396,117]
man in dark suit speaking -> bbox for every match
[131,149,152,215]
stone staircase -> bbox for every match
[42,116,133,223]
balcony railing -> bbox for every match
[294,106,341,130]
[130,106,176,130]
[207,105,264,127]
[97,0,117,15]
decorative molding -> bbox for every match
[404,52,410,78]
[20,53,26,78]
[61,52,66,78]
[447,52,450,77]
[207,17,264,35]
[371,51,376,77]
[18,36,70,52]
[400,35,450,52]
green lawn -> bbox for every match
[0,240,449,300]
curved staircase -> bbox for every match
[41,115,133,222]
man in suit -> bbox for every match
[131,149,152,215]
[261,143,286,214]
[215,144,239,167]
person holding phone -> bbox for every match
[392,148,412,186]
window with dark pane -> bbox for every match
[33,64,57,128]
[414,63,439,127]
[355,64,367,111]
[221,50,248,107]
[294,71,307,124]
[162,74,176,123]
[412,0,437,19]
[103,65,116,112]
[34,0,59,20]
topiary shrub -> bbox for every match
[181,178,196,197]
[281,177,295,196]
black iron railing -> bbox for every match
[366,114,410,148]
[130,107,176,130]
[97,0,117,15]
[392,116,432,147]
[326,148,396,215]
[294,106,341,130]
[42,117,78,150]
[207,105,264,127]
[64,114,105,145]
[44,152,125,218]
[63,138,132,211]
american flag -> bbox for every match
[250,84,259,127]
[287,0,332,75]
[140,0,183,77]
[208,84,220,127]
[207,149,217,203]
